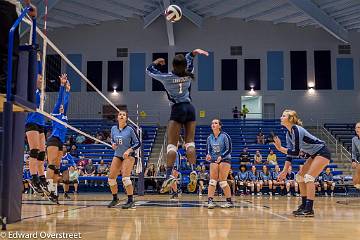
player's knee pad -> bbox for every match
[219,180,228,189]
[304,174,315,183]
[122,176,132,187]
[167,144,177,154]
[108,178,117,186]
[29,149,39,158]
[47,164,57,171]
[209,179,217,187]
[295,174,304,183]
[37,151,46,161]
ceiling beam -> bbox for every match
[66,0,127,21]
[288,0,349,43]
[245,3,290,22]
[177,4,203,27]
[330,4,360,18]
[51,8,100,25]
[163,0,174,46]
[143,8,163,28]
[216,0,267,20]
[273,12,303,24]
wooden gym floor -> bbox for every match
[3,193,360,240]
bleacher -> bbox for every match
[324,123,355,152]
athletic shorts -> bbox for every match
[310,146,331,161]
[170,102,196,124]
[210,158,231,164]
[47,136,63,150]
[114,153,137,163]
[25,123,45,134]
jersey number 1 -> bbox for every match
[178,83,183,94]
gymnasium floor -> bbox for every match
[5,194,360,240]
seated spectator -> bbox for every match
[248,165,260,195]
[271,165,285,195]
[144,163,157,191]
[256,130,265,144]
[266,149,277,165]
[321,167,335,197]
[158,164,166,177]
[77,156,87,175]
[239,148,251,165]
[84,159,96,185]
[286,166,299,197]
[95,133,103,144]
[96,160,108,187]
[236,165,250,195]
[69,144,78,158]
[68,166,79,193]
[76,134,86,144]
[227,169,236,196]
[259,165,273,195]
[232,106,239,119]
[254,150,263,164]
[198,165,209,196]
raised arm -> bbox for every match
[52,74,67,114]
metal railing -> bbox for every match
[156,129,167,176]
[319,126,352,163]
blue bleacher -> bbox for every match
[324,123,355,152]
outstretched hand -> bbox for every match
[59,73,67,86]
[192,49,209,56]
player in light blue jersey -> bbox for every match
[107,110,141,209]
[146,49,209,194]
[236,165,249,195]
[46,74,71,204]
[271,164,285,195]
[205,119,233,209]
[274,109,331,217]
[25,55,48,194]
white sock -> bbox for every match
[47,179,54,192]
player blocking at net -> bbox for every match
[46,74,71,204]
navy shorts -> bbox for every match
[114,153,137,163]
[310,146,331,161]
[210,158,232,164]
[25,123,45,134]
[47,136,63,150]
[170,102,196,124]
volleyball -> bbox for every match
[165,5,182,23]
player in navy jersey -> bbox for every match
[205,119,233,209]
[274,110,331,217]
[271,164,285,195]
[46,74,71,203]
[107,110,141,209]
[146,49,209,194]
[25,55,48,194]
